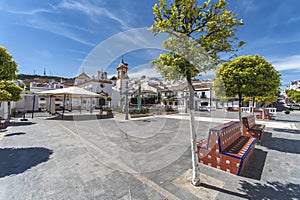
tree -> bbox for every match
[150,0,244,186]
[0,47,18,81]
[0,81,22,102]
[106,96,112,107]
[162,98,167,105]
[0,47,22,119]
[286,89,300,103]
[215,55,281,131]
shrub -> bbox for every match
[285,109,290,114]
[129,109,149,115]
[165,106,175,112]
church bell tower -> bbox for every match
[116,57,129,94]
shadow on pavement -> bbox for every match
[239,181,300,200]
[4,132,26,137]
[262,137,300,154]
[46,114,113,121]
[272,128,300,134]
[8,121,36,127]
[200,183,248,199]
[0,147,53,178]
[273,119,300,123]
[240,149,268,180]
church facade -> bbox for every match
[75,58,129,108]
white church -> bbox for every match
[74,58,129,109]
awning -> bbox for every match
[37,86,102,98]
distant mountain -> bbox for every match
[17,74,75,84]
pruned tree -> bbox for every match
[0,46,22,119]
[286,89,300,103]
[0,46,18,81]
[0,81,22,102]
[150,0,244,186]
[215,55,281,132]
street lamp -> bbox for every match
[125,81,129,120]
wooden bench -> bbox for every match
[226,107,239,112]
[262,108,274,120]
[254,108,273,120]
[197,121,256,175]
[242,115,265,142]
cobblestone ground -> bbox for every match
[0,111,299,199]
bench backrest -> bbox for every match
[243,115,256,128]
[211,121,240,152]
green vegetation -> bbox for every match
[129,108,149,115]
[0,46,23,119]
[18,74,75,84]
[215,55,281,132]
[165,106,176,112]
[286,89,300,103]
[0,47,22,102]
[106,96,112,101]
[215,55,280,101]
[0,81,22,102]
[0,46,18,81]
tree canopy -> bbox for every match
[0,46,18,81]
[0,46,22,102]
[0,81,22,102]
[215,55,281,102]
[150,0,244,62]
[286,89,300,103]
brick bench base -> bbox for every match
[0,120,8,130]
[197,121,256,175]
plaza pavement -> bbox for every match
[0,110,299,199]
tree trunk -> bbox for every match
[237,83,243,135]
[7,101,11,120]
[252,97,255,114]
[187,75,201,186]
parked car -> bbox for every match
[290,104,300,110]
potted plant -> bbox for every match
[106,96,111,107]
[285,109,290,114]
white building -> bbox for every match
[75,71,113,109]
[73,58,130,108]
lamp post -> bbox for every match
[125,81,129,120]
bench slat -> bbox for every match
[224,136,250,154]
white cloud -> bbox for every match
[22,18,95,46]
[240,0,259,14]
[8,8,54,15]
[288,16,300,23]
[129,64,161,79]
[34,49,53,59]
[270,55,300,71]
[65,49,89,55]
[81,28,166,71]
[57,0,130,30]
[7,3,95,46]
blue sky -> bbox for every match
[0,0,299,88]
